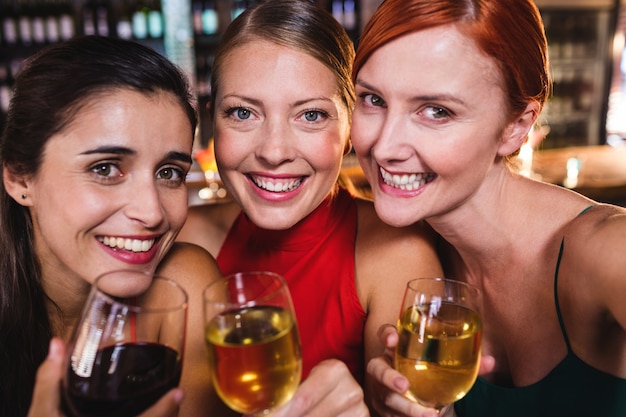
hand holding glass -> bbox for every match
[203,271,302,416]
[62,270,188,417]
[395,277,482,412]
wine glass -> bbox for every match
[203,271,302,416]
[395,277,482,413]
[62,270,188,417]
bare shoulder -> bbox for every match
[565,203,626,268]
[567,203,626,248]
[353,198,443,363]
[157,242,222,292]
[178,201,241,256]
[354,197,440,256]
[354,197,443,293]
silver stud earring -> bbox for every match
[21,194,26,199]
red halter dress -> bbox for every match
[216,187,366,382]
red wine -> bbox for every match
[63,342,182,417]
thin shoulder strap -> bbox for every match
[554,238,572,352]
[553,205,595,353]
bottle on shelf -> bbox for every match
[201,0,218,35]
[58,0,75,40]
[332,0,344,27]
[44,0,61,44]
[147,0,164,39]
[343,0,356,31]
[192,0,204,35]
[1,1,19,47]
[116,0,133,39]
[132,0,149,40]
[0,62,12,114]
[232,0,246,21]
[30,0,47,45]
[94,0,110,37]
[16,0,33,46]
[82,0,97,36]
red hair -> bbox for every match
[353,0,550,117]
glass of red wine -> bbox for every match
[62,269,188,417]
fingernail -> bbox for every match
[173,389,184,404]
[48,338,62,360]
[393,376,408,392]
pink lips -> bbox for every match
[247,174,305,202]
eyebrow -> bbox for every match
[355,79,466,106]
[80,145,135,156]
[222,94,335,108]
[293,97,335,107]
[80,146,192,164]
[220,94,262,107]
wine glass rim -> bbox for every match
[407,277,481,294]
[203,270,288,307]
[93,271,188,313]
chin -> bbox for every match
[248,212,301,231]
[374,200,419,228]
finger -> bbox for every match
[479,354,495,375]
[27,338,65,417]
[367,356,408,394]
[272,360,367,417]
[137,389,184,417]
[381,391,440,417]
[377,323,399,348]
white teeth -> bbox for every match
[99,236,155,252]
[380,167,434,191]
[251,176,302,192]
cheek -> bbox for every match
[213,130,244,172]
[350,113,375,153]
[308,135,345,171]
[162,190,189,231]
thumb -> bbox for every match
[27,338,66,417]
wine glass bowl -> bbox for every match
[395,277,482,412]
[62,270,188,417]
[203,271,302,416]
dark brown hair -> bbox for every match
[0,35,196,417]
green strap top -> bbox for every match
[455,206,626,417]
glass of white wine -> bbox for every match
[395,277,483,413]
[203,271,302,416]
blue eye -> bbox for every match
[236,108,251,120]
[304,110,321,122]
[224,106,253,120]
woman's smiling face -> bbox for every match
[352,24,513,227]
[213,40,351,230]
[26,89,193,285]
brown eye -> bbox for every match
[424,106,450,120]
[92,163,115,176]
[157,167,185,184]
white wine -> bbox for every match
[206,305,302,414]
[395,302,482,410]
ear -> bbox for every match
[3,165,32,206]
[343,139,353,156]
[497,101,540,156]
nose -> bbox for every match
[372,113,415,164]
[255,117,297,166]
[124,179,165,228]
